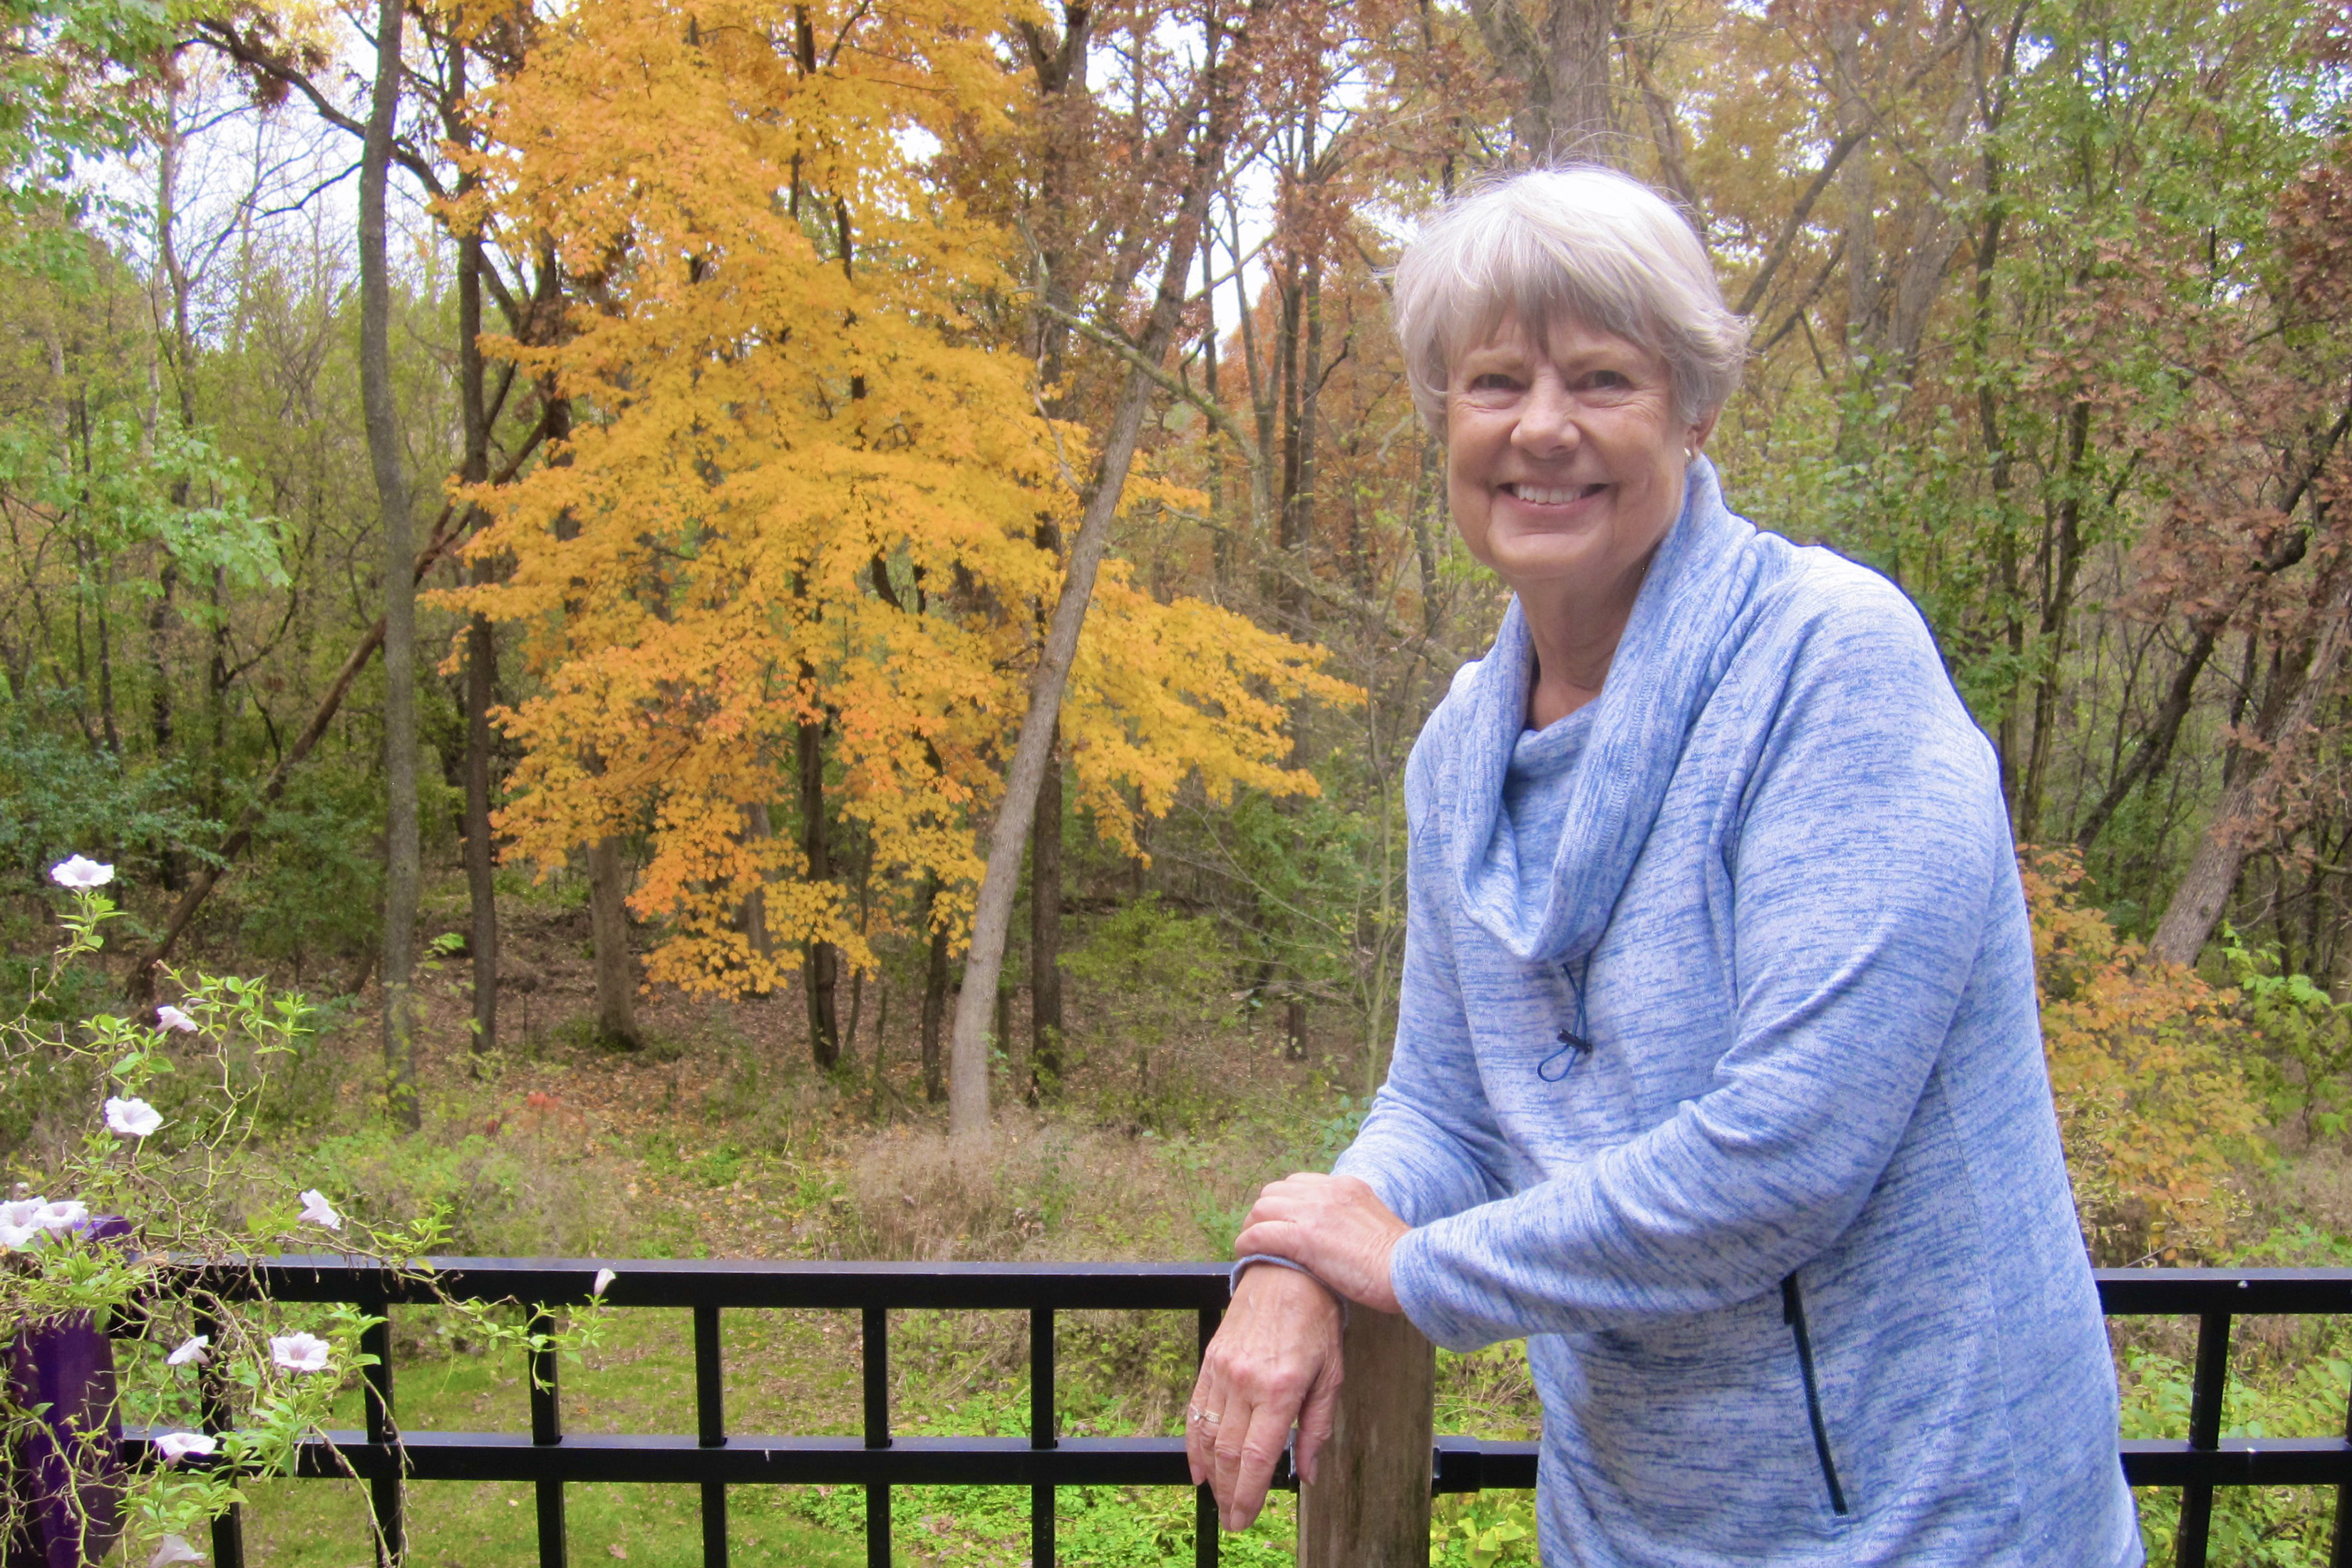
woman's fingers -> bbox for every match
[1185,1364,1222,1485]
[1214,1394,1297,1532]
[1291,1349,1344,1488]
[1189,1267,1345,1530]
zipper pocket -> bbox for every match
[1780,1275,1850,1517]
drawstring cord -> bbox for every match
[1539,954,1594,1083]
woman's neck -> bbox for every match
[1518,549,1656,728]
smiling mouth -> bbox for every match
[1501,482,1606,505]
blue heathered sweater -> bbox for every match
[1333,461,2140,1567]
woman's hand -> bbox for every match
[1233,1173,1409,1314]
[1187,1263,1343,1530]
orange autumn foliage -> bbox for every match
[2025,847,2261,1264]
[448,0,1353,997]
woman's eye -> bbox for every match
[1583,370,1631,391]
[1465,373,1520,394]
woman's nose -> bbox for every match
[1511,376,1580,455]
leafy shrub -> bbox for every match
[0,700,217,887]
[218,765,386,981]
[2122,1345,2350,1565]
[2223,931,2352,1145]
[1061,897,1236,1130]
[2025,847,2264,1262]
[1433,1491,1539,1567]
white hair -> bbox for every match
[1389,166,1749,435]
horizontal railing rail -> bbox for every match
[112,1259,2352,1568]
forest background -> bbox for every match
[7,0,2352,1559]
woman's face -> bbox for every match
[1445,316,1713,602]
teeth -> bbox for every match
[1509,483,1597,505]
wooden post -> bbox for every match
[1298,1307,1435,1567]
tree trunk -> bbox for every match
[1828,14,1880,355]
[1028,726,1063,1103]
[361,0,420,1128]
[921,877,949,1105]
[800,714,841,1071]
[456,84,499,1061]
[1465,0,1620,165]
[944,21,1248,1136]
[464,598,498,1056]
[587,835,644,1049]
[2150,572,2352,966]
[1016,9,1084,1109]
[1542,0,1617,160]
[740,801,774,990]
[2015,400,2093,838]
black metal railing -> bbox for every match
[114,1259,2352,1568]
[2098,1268,2352,1568]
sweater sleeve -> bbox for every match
[1330,732,1517,1226]
[1387,582,2007,1351]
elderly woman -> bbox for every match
[1187,167,2139,1565]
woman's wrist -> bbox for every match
[1231,1253,1351,1326]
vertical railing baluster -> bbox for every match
[360,1301,402,1567]
[195,1307,246,1568]
[865,1305,891,1568]
[1031,1307,1056,1568]
[2177,1311,2232,1568]
[2334,1351,2352,1568]
[1197,1304,1222,1568]
[528,1306,567,1568]
[695,1304,728,1568]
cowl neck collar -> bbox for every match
[1450,458,1767,964]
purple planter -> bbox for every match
[4,1216,133,1568]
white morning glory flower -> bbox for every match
[167,1335,210,1368]
[48,855,114,890]
[155,1431,218,1465]
[297,1190,341,1230]
[0,1222,36,1251]
[592,1268,617,1297]
[105,1098,162,1138]
[0,1199,39,1228]
[33,1200,87,1233]
[269,1332,331,1373]
[148,1535,203,1568]
[155,1006,198,1033]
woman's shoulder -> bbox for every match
[1755,536,1936,644]
[1726,537,1997,793]
[1738,537,1957,699]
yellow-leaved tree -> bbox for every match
[450,0,1351,1065]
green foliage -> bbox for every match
[0,411,281,589]
[2123,1347,2352,1566]
[1432,1492,1539,1567]
[1061,897,1234,1130]
[0,697,219,885]
[2223,929,2352,1144]
[0,0,175,216]
[220,765,387,978]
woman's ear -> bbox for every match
[1686,407,1721,458]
